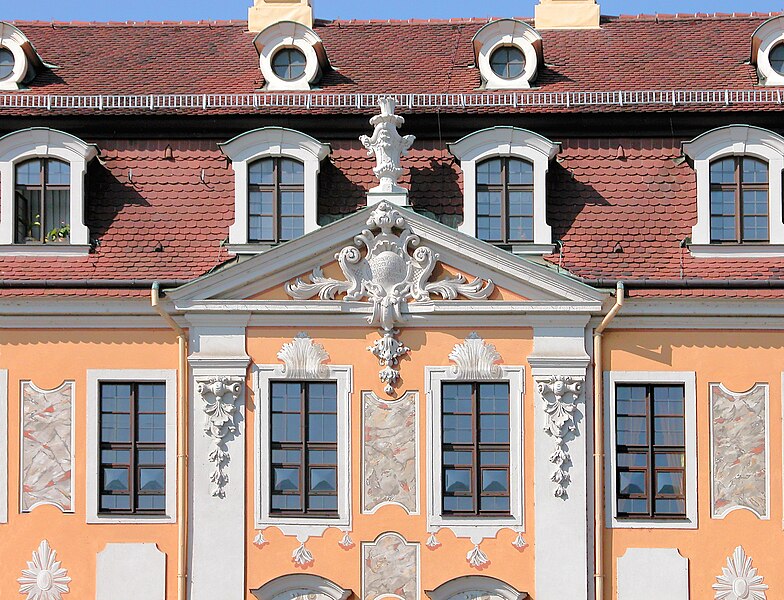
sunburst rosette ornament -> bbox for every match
[18,540,71,600]
[713,546,768,600]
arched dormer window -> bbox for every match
[253,21,330,91]
[683,125,784,257]
[426,576,529,600]
[0,22,54,91]
[219,127,330,251]
[0,128,98,255]
[448,127,560,254]
[472,19,543,90]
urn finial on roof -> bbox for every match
[360,96,416,207]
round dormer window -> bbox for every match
[770,43,784,75]
[0,48,14,81]
[272,47,307,81]
[490,46,525,80]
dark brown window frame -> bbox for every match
[709,156,769,244]
[476,156,535,245]
[98,382,167,516]
[14,158,71,244]
[615,383,687,521]
[248,156,305,244]
[441,382,511,517]
[269,381,339,518]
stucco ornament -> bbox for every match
[338,531,355,550]
[537,375,584,497]
[198,377,244,498]
[292,543,315,567]
[18,540,71,600]
[287,201,494,395]
[360,96,415,194]
[713,546,768,600]
[449,332,503,379]
[278,332,330,379]
[466,544,490,569]
[512,532,527,550]
[426,533,441,550]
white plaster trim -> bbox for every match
[0,369,6,523]
[689,244,784,258]
[0,244,91,256]
[254,21,327,91]
[449,127,559,247]
[361,532,420,600]
[219,127,330,246]
[710,382,770,520]
[682,125,784,246]
[85,370,177,524]
[251,573,352,600]
[425,364,525,540]
[472,19,542,90]
[604,371,698,529]
[19,380,75,513]
[254,362,352,535]
[360,391,420,515]
[0,128,99,246]
[752,15,784,86]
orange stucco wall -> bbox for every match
[245,327,536,598]
[0,329,180,599]
[602,329,784,599]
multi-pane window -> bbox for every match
[271,48,307,81]
[15,158,71,243]
[476,157,534,244]
[270,382,338,516]
[441,382,510,516]
[615,384,686,520]
[99,383,166,514]
[248,157,305,243]
[709,157,769,243]
[489,46,525,79]
[0,48,14,81]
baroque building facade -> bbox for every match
[0,0,782,598]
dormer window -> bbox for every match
[220,127,330,251]
[0,48,14,81]
[751,15,784,86]
[683,125,784,256]
[472,19,543,90]
[254,21,329,91]
[0,22,53,91]
[0,128,98,255]
[271,48,307,81]
[449,127,559,254]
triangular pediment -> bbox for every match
[168,203,605,307]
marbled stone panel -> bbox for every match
[363,533,418,600]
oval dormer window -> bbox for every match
[0,48,14,81]
[770,43,784,75]
[272,48,307,81]
[490,46,526,80]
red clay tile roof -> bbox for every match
[2,14,784,115]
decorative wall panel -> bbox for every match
[362,533,418,600]
[711,383,768,518]
[362,391,418,514]
[96,543,165,600]
[21,381,73,512]
[617,548,689,600]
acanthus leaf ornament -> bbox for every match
[292,543,315,567]
[449,332,503,379]
[537,375,584,497]
[338,531,355,550]
[512,532,528,550]
[426,532,441,550]
[360,96,416,194]
[713,546,768,600]
[198,376,244,498]
[466,544,490,569]
[287,201,494,396]
[278,332,329,379]
[18,540,71,600]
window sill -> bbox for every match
[255,517,348,538]
[225,243,274,255]
[0,244,91,257]
[511,243,556,256]
[87,513,175,525]
[689,244,784,258]
[429,516,522,540]
[608,516,696,530]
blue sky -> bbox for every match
[6,0,784,22]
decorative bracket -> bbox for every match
[536,375,584,497]
[198,377,244,498]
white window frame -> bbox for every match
[253,21,329,91]
[254,364,352,536]
[0,369,7,523]
[682,125,784,256]
[752,15,784,86]
[85,369,177,524]
[448,127,559,254]
[425,365,525,538]
[604,371,697,529]
[472,19,543,90]
[219,127,330,252]
[0,127,98,255]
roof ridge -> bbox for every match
[9,19,248,27]
[318,17,523,25]
[610,11,783,21]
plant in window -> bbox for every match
[46,222,70,243]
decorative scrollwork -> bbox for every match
[537,375,584,498]
[198,377,244,498]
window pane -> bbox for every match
[280,159,304,185]
[490,46,525,79]
[271,413,301,443]
[617,498,647,514]
[616,416,647,446]
[272,48,307,80]
[654,499,686,515]
[137,495,166,510]
[654,417,684,446]
[652,386,684,416]
[444,450,473,465]
[618,471,646,495]
[249,191,274,216]
[249,216,274,242]
[272,494,301,510]
[308,413,337,443]
[481,469,508,493]
[477,159,502,185]
[137,413,166,443]
[308,383,337,412]
[101,495,131,511]
[479,414,510,443]
[137,384,166,412]
[480,496,510,512]
[508,190,533,216]
[0,48,14,80]
[103,467,129,492]
[16,188,41,242]
[480,451,509,466]
[249,159,274,185]
[443,383,472,414]
[742,158,768,184]
[443,496,474,512]
[16,160,41,186]
[477,216,502,242]
[102,450,131,464]
[272,449,301,464]
[46,160,70,185]
[101,413,131,443]
[655,471,684,495]
[508,216,533,242]
[272,382,301,412]
[479,383,509,413]
[617,453,647,468]
[654,452,685,468]
[444,469,471,493]
[137,450,166,465]
[617,385,647,416]
[710,157,735,184]
[309,495,338,511]
[280,216,304,241]
[308,449,337,464]
[43,190,70,238]
[273,467,300,491]
[507,159,533,185]
[477,190,502,216]
[309,468,337,492]
[443,414,473,444]
[139,468,165,491]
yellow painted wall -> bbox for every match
[245,327,536,598]
[602,329,784,599]
[0,329,180,599]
